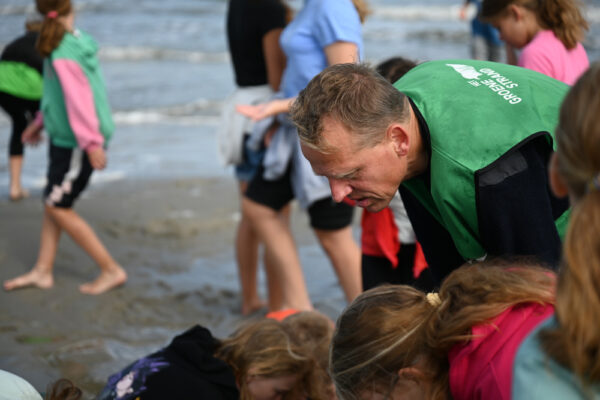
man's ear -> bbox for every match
[549,152,569,198]
[387,123,409,157]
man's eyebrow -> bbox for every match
[331,168,360,179]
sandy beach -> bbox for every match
[0,177,350,397]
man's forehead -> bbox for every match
[321,115,359,152]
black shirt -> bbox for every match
[1,31,43,74]
[227,0,287,87]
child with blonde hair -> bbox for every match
[3,0,126,294]
[98,318,330,399]
[512,62,600,399]
[481,0,588,84]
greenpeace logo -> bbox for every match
[446,64,522,104]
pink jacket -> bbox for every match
[448,302,554,400]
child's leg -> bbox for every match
[309,199,361,303]
[46,205,127,295]
[236,204,264,315]
[9,155,28,200]
[262,204,291,311]
[242,197,312,311]
[3,208,61,290]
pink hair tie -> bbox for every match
[46,10,58,19]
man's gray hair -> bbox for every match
[290,63,410,153]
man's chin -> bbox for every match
[363,201,388,213]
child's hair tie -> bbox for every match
[587,173,600,194]
[46,10,58,19]
[426,292,441,307]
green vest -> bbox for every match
[41,30,114,148]
[0,61,42,100]
[395,60,570,260]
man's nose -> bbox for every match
[329,178,352,202]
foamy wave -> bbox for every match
[99,47,229,63]
[372,5,464,21]
[0,2,101,16]
[113,100,223,125]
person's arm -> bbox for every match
[263,28,286,91]
[22,111,44,145]
[324,41,359,65]
[476,137,569,268]
[52,58,107,169]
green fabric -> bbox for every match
[396,60,569,260]
[0,61,43,100]
[41,29,114,148]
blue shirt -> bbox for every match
[513,315,600,399]
[279,0,363,98]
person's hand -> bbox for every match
[22,121,43,146]
[87,147,107,170]
[236,103,272,121]
[236,98,292,121]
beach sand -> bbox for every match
[0,177,349,397]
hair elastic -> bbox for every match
[46,10,58,18]
[426,292,441,307]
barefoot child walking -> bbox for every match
[3,0,126,295]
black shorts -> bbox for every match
[245,162,354,230]
[44,143,94,208]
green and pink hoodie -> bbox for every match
[35,29,114,152]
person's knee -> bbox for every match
[314,226,353,252]
[242,197,279,222]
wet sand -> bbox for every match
[0,177,350,397]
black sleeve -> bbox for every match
[399,186,466,287]
[475,135,569,269]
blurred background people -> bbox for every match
[0,18,43,201]
[236,0,370,312]
[482,0,589,84]
[219,0,289,315]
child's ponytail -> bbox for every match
[35,0,72,58]
[541,62,600,384]
[537,0,588,49]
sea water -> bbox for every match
[0,0,598,191]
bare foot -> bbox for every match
[242,298,267,316]
[9,188,29,202]
[79,267,127,295]
[4,269,54,291]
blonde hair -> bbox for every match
[481,0,588,49]
[330,261,555,400]
[351,0,371,23]
[216,318,327,400]
[35,0,72,57]
[540,62,600,383]
[282,311,335,397]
